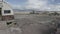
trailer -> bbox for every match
[0,0,14,21]
[0,0,15,28]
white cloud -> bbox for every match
[7,2,22,9]
[26,0,48,10]
[8,0,60,11]
[25,0,60,11]
[46,4,60,11]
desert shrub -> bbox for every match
[30,10,35,14]
[49,12,59,16]
[7,22,12,25]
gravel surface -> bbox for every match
[14,14,59,34]
[0,14,60,34]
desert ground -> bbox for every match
[14,13,60,34]
[0,13,60,34]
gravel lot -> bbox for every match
[0,14,60,34]
[14,14,59,34]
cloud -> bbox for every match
[26,0,48,10]
[8,0,60,11]
[25,0,60,11]
[44,4,60,11]
[7,2,21,9]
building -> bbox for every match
[0,0,14,21]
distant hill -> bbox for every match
[13,9,33,12]
[13,9,60,13]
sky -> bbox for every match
[6,0,60,11]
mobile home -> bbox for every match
[0,0,14,21]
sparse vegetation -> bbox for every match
[30,10,35,14]
[7,22,12,25]
[49,12,60,16]
[30,10,39,14]
[42,11,49,15]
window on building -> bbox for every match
[4,10,11,14]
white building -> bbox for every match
[0,0,14,21]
